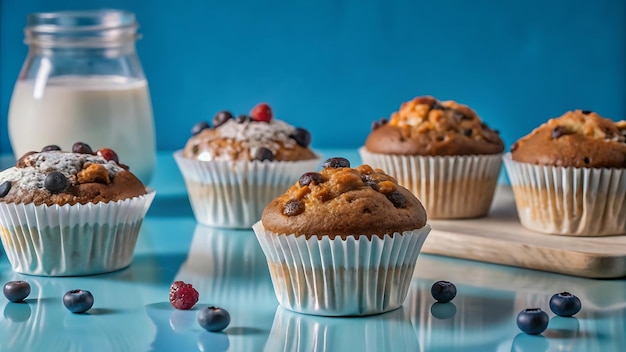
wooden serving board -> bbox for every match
[422,186,626,279]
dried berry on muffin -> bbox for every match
[183,103,316,162]
[365,96,504,156]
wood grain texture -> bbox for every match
[422,186,626,278]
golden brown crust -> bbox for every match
[365,96,504,156]
[261,160,427,238]
[511,110,626,168]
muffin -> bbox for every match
[252,157,431,316]
[359,95,504,219]
[174,103,320,228]
[0,143,155,276]
[504,110,626,236]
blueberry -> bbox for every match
[3,281,31,303]
[235,114,250,123]
[41,145,61,152]
[198,306,231,332]
[212,111,233,128]
[516,308,549,335]
[549,292,582,317]
[0,181,11,198]
[283,199,305,216]
[63,289,94,313]
[254,147,274,161]
[386,191,407,208]
[431,280,457,303]
[290,127,311,147]
[191,121,210,135]
[72,142,93,154]
[298,172,324,187]
[44,171,68,193]
[322,157,350,169]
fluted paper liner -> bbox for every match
[503,153,626,236]
[0,190,155,276]
[359,147,502,219]
[174,150,321,228]
[253,221,431,316]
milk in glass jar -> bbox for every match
[8,10,156,184]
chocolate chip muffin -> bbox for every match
[511,110,626,168]
[0,143,155,276]
[360,95,504,219]
[365,95,504,156]
[174,103,320,228]
[504,110,626,236]
[253,157,431,316]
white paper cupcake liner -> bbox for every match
[503,153,626,236]
[0,190,155,276]
[174,225,275,304]
[253,221,431,316]
[359,147,502,219]
[174,150,321,228]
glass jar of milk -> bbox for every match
[8,10,156,184]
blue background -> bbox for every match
[1,0,624,153]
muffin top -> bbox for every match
[183,103,317,162]
[365,96,504,156]
[0,143,146,206]
[511,110,626,168]
[261,157,427,239]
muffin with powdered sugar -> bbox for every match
[0,143,154,276]
[174,103,320,228]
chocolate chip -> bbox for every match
[254,147,274,161]
[380,118,388,125]
[361,175,378,190]
[581,110,592,115]
[41,145,61,152]
[371,121,381,130]
[431,101,446,111]
[386,191,407,208]
[235,114,250,123]
[463,129,472,136]
[212,111,233,128]
[299,172,324,187]
[551,126,570,139]
[290,127,311,147]
[283,199,305,216]
[72,142,93,154]
[0,181,11,197]
[322,157,350,169]
[191,121,210,136]
[583,157,590,164]
[44,171,68,193]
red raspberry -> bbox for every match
[250,103,272,123]
[169,281,199,310]
[97,148,120,163]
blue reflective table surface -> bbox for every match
[1,150,625,352]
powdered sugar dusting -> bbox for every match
[0,151,125,193]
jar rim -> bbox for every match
[24,9,139,47]
[26,9,137,33]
